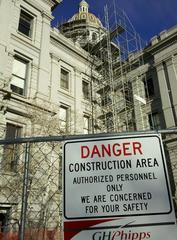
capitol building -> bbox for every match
[0,0,177,238]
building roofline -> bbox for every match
[52,0,62,10]
[144,27,177,56]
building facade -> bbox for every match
[0,0,99,237]
[0,0,98,142]
[0,0,177,238]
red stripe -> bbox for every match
[64,218,121,240]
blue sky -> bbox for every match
[52,0,177,42]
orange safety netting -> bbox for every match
[0,228,62,240]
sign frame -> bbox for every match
[63,133,177,240]
[63,134,173,220]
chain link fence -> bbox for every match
[0,130,176,240]
[163,133,177,214]
[0,138,62,240]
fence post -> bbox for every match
[19,142,30,240]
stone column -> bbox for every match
[132,76,148,131]
[36,11,53,101]
[156,62,175,128]
[50,53,60,104]
[165,57,177,122]
[74,68,83,133]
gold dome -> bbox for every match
[68,0,103,28]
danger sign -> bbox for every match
[63,133,177,240]
[64,134,172,219]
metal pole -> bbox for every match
[1,128,177,145]
[19,142,30,240]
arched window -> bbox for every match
[81,13,86,19]
[92,32,97,41]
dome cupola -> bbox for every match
[68,0,103,28]
[79,0,89,13]
[58,0,105,49]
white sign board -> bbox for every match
[63,134,177,240]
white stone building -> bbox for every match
[0,0,177,237]
[0,0,99,142]
[0,0,102,237]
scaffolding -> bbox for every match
[85,0,148,133]
[59,0,150,134]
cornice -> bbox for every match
[51,37,82,56]
[50,53,61,62]
[41,10,54,21]
[50,30,92,63]
[52,0,62,10]
[42,0,61,8]
[153,51,177,67]
[23,0,61,13]
[144,31,177,56]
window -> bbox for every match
[18,9,33,37]
[11,56,28,95]
[59,106,69,132]
[60,69,69,90]
[144,78,154,98]
[0,208,10,233]
[148,112,161,130]
[101,95,112,106]
[3,123,22,172]
[83,115,90,134]
[92,33,97,41]
[82,80,90,100]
